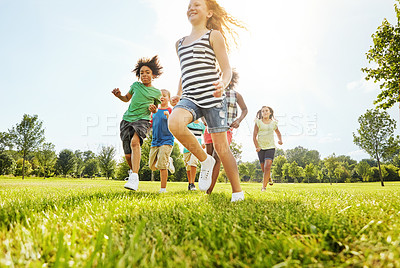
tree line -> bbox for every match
[1,114,399,184]
[238,147,400,184]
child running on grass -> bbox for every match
[112,56,162,191]
[148,89,175,194]
[183,119,206,191]
[253,106,283,191]
[169,0,246,202]
[205,69,248,194]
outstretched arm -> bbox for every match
[112,88,132,102]
[210,30,231,97]
[230,92,248,129]
[253,124,261,152]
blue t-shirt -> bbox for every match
[183,121,205,153]
[151,108,174,147]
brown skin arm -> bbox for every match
[112,88,132,102]
[230,92,248,129]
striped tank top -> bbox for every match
[177,30,223,108]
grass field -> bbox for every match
[0,177,399,267]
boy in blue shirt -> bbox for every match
[148,89,175,193]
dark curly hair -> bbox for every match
[227,68,239,90]
[132,55,163,79]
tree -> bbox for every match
[230,141,243,162]
[304,150,321,166]
[83,150,96,162]
[247,162,257,181]
[74,150,85,178]
[286,146,308,168]
[362,0,400,110]
[271,155,287,182]
[139,135,153,181]
[116,157,130,180]
[304,163,317,184]
[275,148,285,157]
[83,158,99,178]
[0,152,15,175]
[355,161,373,182]
[238,163,249,181]
[288,161,304,183]
[353,109,400,186]
[36,143,57,179]
[323,155,339,185]
[14,158,33,176]
[282,163,290,183]
[334,164,350,183]
[98,145,117,179]
[56,149,76,177]
[8,114,45,179]
[0,132,12,152]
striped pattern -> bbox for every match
[178,30,223,108]
[188,124,204,138]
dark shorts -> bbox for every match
[120,119,150,155]
[258,148,275,163]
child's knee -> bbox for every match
[214,143,230,156]
[167,118,178,134]
[130,137,141,148]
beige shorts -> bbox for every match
[183,152,199,170]
[149,145,173,171]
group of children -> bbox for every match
[111,0,283,202]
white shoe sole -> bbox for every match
[199,157,216,191]
[124,182,138,191]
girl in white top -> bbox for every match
[169,0,246,202]
[253,106,283,191]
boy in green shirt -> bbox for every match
[112,55,163,191]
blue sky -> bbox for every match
[0,0,398,162]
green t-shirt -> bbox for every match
[122,82,162,122]
[255,119,278,150]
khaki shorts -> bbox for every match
[183,152,199,170]
[149,145,173,171]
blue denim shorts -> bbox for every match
[174,98,230,133]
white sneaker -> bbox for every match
[124,172,139,191]
[231,191,245,202]
[159,188,167,194]
[198,155,216,191]
[168,157,175,174]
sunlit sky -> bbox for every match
[0,0,398,162]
